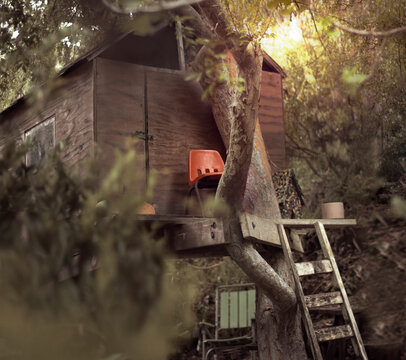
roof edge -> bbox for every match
[262,51,286,78]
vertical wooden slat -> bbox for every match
[229,291,238,328]
[278,224,323,360]
[220,291,229,329]
[239,290,248,327]
[215,286,220,339]
[259,71,286,168]
[248,289,256,322]
[315,222,368,360]
[175,20,185,71]
[246,289,249,326]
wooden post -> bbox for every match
[175,20,186,71]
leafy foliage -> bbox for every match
[263,1,406,213]
[0,0,124,111]
[0,139,193,359]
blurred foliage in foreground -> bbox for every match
[0,139,194,360]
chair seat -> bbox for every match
[192,172,222,187]
[203,335,254,345]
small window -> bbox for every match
[24,116,55,167]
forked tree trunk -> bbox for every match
[208,60,308,359]
[181,2,309,358]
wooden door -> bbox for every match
[95,58,146,191]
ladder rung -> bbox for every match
[295,260,333,276]
[305,292,343,309]
[315,324,353,342]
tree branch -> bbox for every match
[101,0,206,14]
[196,0,252,67]
[286,134,319,157]
[175,4,216,40]
[225,228,297,312]
[196,0,231,40]
[332,21,406,38]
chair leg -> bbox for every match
[194,181,204,216]
[186,187,195,215]
[205,347,216,360]
[201,331,207,360]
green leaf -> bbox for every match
[304,68,316,84]
[267,0,280,9]
[341,67,368,94]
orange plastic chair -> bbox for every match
[188,150,224,215]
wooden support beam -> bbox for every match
[275,219,357,228]
[135,215,357,256]
[239,213,279,246]
[239,213,304,252]
[173,218,224,251]
[136,215,227,254]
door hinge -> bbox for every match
[134,131,153,141]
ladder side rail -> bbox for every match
[314,222,368,360]
[277,224,323,360]
[314,222,361,357]
[340,303,360,355]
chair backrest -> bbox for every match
[215,283,256,336]
[188,150,224,187]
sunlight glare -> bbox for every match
[288,16,302,42]
[261,13,308,67]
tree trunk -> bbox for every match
[182,2,309,358]
[218,103,308,359]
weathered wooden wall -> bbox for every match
[94,59,286,215]
[94,59,226,215]
[146,69,226,215]
[1,53,286,218]
[259,71,286,169]
[0,62,94,168]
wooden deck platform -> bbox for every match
[137,214,357,257]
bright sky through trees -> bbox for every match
[262,13,306,66]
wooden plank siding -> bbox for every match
[1,54,287,221]
[259,70,286,169]
[94,58,146,190]
[0,62,94,169]
[146,70,226,215]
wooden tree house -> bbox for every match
[0,25,369,358]
[0,25,289,256]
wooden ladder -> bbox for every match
[277,221,368,360]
